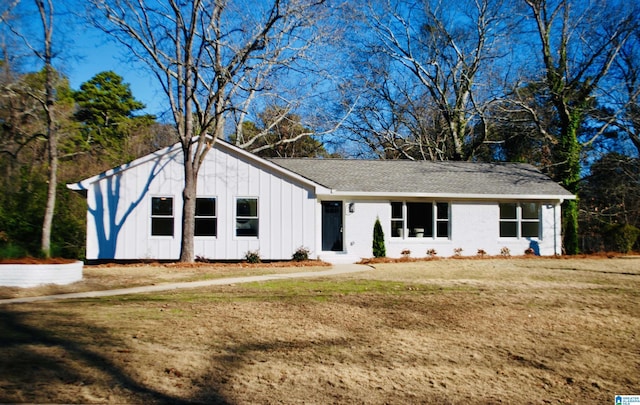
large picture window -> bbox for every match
[236,198,258,237]
[195,197,217,236]
[391,201,449,238]
[500,202,540,238]
[151,197,174,236]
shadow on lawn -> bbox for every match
[0,306,230,404]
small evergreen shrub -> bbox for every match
[292,246,310,262]
[372,217,386,258]
[244,250,261,263]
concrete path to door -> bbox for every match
[0,264,371,305]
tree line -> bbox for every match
[1,0,639,260]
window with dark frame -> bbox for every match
[390,201,449,239]
[499,202,540,238]
[195,197,217,236]
[236,198,258,237]
[151,196,174,236]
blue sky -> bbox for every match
[6,0,166,118]
[66,29,166,118]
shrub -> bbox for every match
[372,217,386,258]
[244,250,261,263]
[292,246,310,262]
[524,247,535,255]
[453,247,463,257]
[500,247,511,257]
[401,249,411,258]
[477,249,487,257]
[602,224,640,253]
[0,243,28,260]
[426,248,437,258]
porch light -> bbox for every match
[348,202,355,213]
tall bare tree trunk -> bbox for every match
[179,146,196,262]
[37,0,57,258]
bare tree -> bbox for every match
[1,0,60,258]
[35,0,57,258]
[345,0,511,161]
[88,0,333,262]
[605,27,640,157]
[523,0,637,254]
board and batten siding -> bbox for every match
[85,145,317,261]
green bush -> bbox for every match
[372,217,386,258]
[602,224,640,253]
[292,246,310,262]
[244,250,261,263]
[0,243,28,259]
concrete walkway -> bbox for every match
[0,264,371,305]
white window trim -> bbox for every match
[390,201,450,240]
[195,196,218,238]
[499,202,541,239]
[235,196,259,238]
[150,195,174,238]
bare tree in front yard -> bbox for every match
[88,0,334,262]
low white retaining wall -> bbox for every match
[0,261,83,288]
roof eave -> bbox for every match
[317,191,576,201]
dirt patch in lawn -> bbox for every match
[0,257,638,404]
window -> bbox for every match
[500,202,540,238]
[236,198,258,237]
[195,197,217,236]
[391,202,404,238]
[436,202,450,238]
[151,197,174,236]
[391,201,449,238]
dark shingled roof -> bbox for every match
[269,159,574,197]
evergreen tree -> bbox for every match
[372,217,386,258]
[73,71,154,162]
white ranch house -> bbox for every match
[68,140,575,263]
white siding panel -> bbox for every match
[340,200,562,260]
[451,202,498,256]
[280,181,294,258]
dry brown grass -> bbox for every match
[1,257,639,404]
[0,260,330,300]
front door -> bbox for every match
[322,201,343,251]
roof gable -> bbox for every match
[67,139,329,193]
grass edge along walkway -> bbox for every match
[0,264,371,305]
